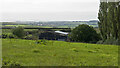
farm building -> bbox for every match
[39,31,69,41]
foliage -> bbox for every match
[103,38,120,45]
[70,24,101,43]
[37,39,47,45]
[12,26,25,38]
[2,39,118,66]
[98,1,120,45]
[96,40,104,44]
[2,33,15,39]
[31,35,39,40]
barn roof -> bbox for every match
[55,31,68,35]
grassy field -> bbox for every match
[2,29,39,34]
[2,39,118,66]
[2,25,52,28]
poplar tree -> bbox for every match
[98,0,120,44]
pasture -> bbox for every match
[2,39,118,66]
[2,25,52,28]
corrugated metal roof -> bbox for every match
[55,31,68,35]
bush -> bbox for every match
[96,40,104,44]
[8,34,15,39]
[113,39,120,45]
[97,37,120,45]
[70,24,101,43]
[32,35,39,40]
[2,33,15,39]
[13,26,25,38]
[37,39,47,45]
[103,38,120,45]
[24,35,33,40]
[24,34,39,40]
[2,34,8,38]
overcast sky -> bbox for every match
[0,0,100,22]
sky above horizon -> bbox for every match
[0,0,100,22]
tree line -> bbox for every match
[98,1,120,44]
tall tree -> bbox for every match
[98,0,120,44]
[118,1,120,41]
[98,1,108,40]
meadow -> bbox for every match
[2,25,52,28]
[2,39,118,66]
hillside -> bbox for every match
[2,39,118,66]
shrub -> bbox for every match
[103,38,120,45]
[70,24,101,43]
[114,39,120,45]
[97,37,120,45]
[8,34,15,39]
[96,40,104,44]
[32,35,39,40]
[2,34,8,38]
[13,26,25,38]
[2,33,16,39]
[24,35,33,40]
[37,39,47,45]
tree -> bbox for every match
[118,1,120,44]
[98,1,120,45]
[13,26,25,38]
[98,1,108,40]
[70,24,100,43]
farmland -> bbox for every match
[2,39,118,66]
[1,21,118,66]
[1,0,120,67]
[1,20,98,29]
[2,25,52,28]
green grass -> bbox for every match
[2,24,97,28]
[3,25,52,28]
[2,39,118,66]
